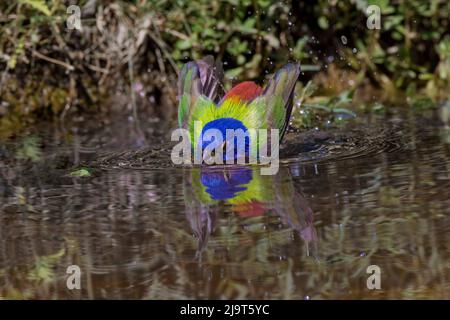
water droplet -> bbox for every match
[341,35,348,45]
[352,48,358,54]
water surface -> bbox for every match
[0,110,449,299]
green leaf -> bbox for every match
[384,15,403,30]
[301,65,321,72]
[70,168,91,177]
[333,108,357,117]
[303,103,331,112]
[19,0,51,16]
[225,67,243,78]
[176,39,192,50]
[318,16,329,29]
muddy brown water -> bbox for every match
[0,109,449,299]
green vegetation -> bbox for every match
[15,136,42,162]
[0,0,449,136]
[69,167,91,177]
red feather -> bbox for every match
[222,81,263,103]
[233,200,265,217]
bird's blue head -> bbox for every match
[199,118,250,163]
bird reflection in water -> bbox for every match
[183,165,317,258]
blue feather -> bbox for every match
[200,118,250,162]
[200,167,253,200]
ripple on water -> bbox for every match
[90,120,414,171]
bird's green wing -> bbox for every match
[260,62,300,140]
[178,61,201,129]
[178,57,224,129]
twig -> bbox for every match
[128,46,138,121]
[32,50,75,71]
[149,21,179,73]
[128,45,147,145]
[0,67,9,95]
[86,63,109,74]
[164,28,190,41]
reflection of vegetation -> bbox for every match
[15,136,42,162]
[27,248,66,283]
[439,102,450,129]
[0,247,66,299]
[439,102,450,143]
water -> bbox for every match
[0,109,449,299]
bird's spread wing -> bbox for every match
[178,56,224,129]
[262,63,300,140]
[196,56,225,104]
